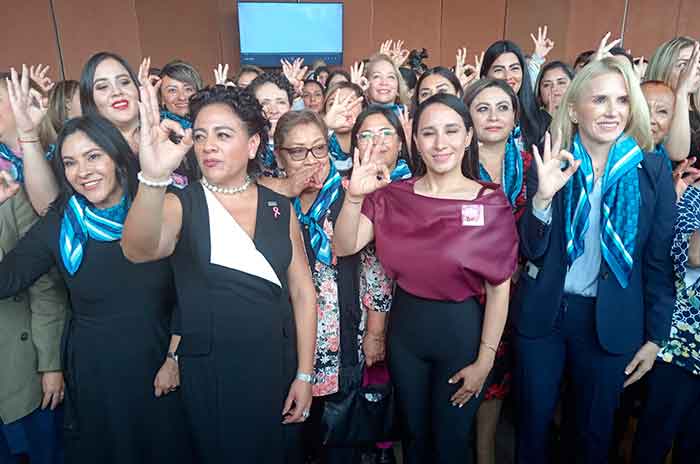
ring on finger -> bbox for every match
[302,410,310,419]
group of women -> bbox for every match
[1,26,699,464]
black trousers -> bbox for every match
[387,287,484,464]
[514,295,634,464]
[633,361,700,464]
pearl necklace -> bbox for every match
[201,176,252,195]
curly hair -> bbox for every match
[189,85,271,175]
[246,72,295,106]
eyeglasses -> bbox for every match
[280,144,329,161]
[357,128,397,145]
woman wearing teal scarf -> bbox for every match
[157,60,203,131]
[514,57,676,463]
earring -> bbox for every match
[571,116,578,124]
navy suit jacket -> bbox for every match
[512,152,677,355]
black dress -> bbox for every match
[0,209,192,463]
[170,182,302,463]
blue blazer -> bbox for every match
[512,152,677,355]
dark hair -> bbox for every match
[399,67,418,91]
[302,79,325,96]
[326,69,351,87]
[480,40,548,150]
[413,66,463,109]
[463,78,520,123]
[52,116,137,212]
[246,72,295,106]
[574,50,595,69]
[348,105,411,174]
[534,61,575,108]
[189,85,270,176]
[273,110,329,152]
[315,66,330,78]
[159,60,203,90]
[411,93,479,179]
[79,52,140,121]
[609,47,635,66]
[407,48,429,74]
[234,65,264,85]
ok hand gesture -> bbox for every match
[347,140,391,200]
[532,132,580,208]
[7,65,47,137]
[137,79,193,181]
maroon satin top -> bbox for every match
[361,178,519,302]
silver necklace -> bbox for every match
[201,175,252,195]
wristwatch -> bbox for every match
[296,372,314,384]
[166,351,179,363]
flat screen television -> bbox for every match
[237,2,343,67]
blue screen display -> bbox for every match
[238,2,343,67]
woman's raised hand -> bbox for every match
[531,25,555,58]
[532,132,580,207]
[0,171,20,204]
[672,156,700,202]
[347,140,391,200]
[350,61,369,92]
[28,64,55,95]
[6,65,46,137]
[281,58,307,94]
[455,47,478,90]
[593,32,622,62]
[323,91,363,130]
[137,80,193,181]
[214,63,230,86]
[380,39,409,68]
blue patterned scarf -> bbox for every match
[59,195,129,276]
[0,144,24,183]
[328,132,350,162]
[390,158,412,181]
[293,163,342,265]
[160,110,192,129]
[478,128,524,206]
[564,133,643,288]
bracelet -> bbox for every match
[346,196,363,205]
[295,372,314,384]
[481,340,498,355]
[17,137,40,145]
[137,171,173,188]
[166,351,179,362]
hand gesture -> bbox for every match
[138,57,152,86]
[41,371,64,410]
[455,47,478,90]
[474,51,485,77]
[350,61,369,92]
[154,358,179,397]
[593,32,622,62]
[7,65,46,137]
[282,379,312,424]
[448,358,492,407]
[380,40,409,67]
[531,26,555,58]
[137,78,193,180]
[281,58,308,94]
[0,171,21,204]
[347,140,391,199]
[672,157,700,201]
[29,64,55,95]
[676,42,700,95]
[532,132,580,206]
[214,63,230,85]
[633,56,647,80]
[624,341,661,387]
[324,91,363,130]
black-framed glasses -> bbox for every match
[280,143,329,161]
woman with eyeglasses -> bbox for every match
[272,109,366,463]
[121,85,317,463]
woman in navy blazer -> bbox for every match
[512,56,677,463]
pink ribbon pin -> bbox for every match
[272,206,281,219]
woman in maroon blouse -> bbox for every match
[334,93,518,464]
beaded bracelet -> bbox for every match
[17,138,40,145]
[137,171,173,188]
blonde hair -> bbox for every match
[366,53,409,105]
[645,36,695,85]
[39,80,80,146]
[551,56,653,152]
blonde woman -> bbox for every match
[365,54,410,109]
[513,57,676,463]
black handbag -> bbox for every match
[321,362,402,447]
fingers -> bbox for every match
[360,138,375,165]
[530,33,537,44]
[41,391,51,409]
[623,356,644,387]
[532,144,544,171]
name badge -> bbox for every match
[462,204,484,226]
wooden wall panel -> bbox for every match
[677,0,700,39]
[135,0,221,85]
[371,0,443,66]
[1,0,62,77]
[441,0,507,71]
[504,0,570,62]
[53,0,142,79]
[623,0,682,58]
[564,0,626,63]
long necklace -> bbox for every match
[201,175,252,195]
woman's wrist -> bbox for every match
[138,171,173,188]
[345,194,364,205]
[533,193,552,210]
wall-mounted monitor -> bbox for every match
[237,2,343,67]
